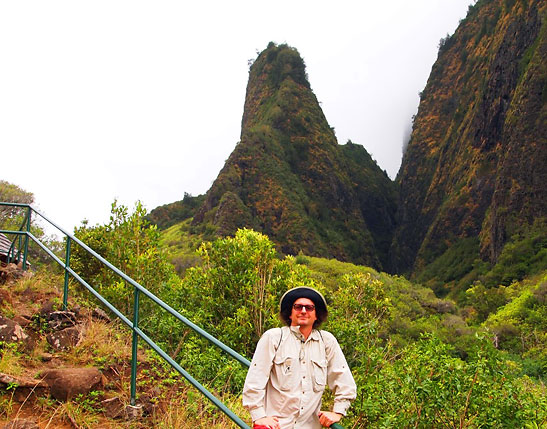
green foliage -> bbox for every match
[304,257,545,427]
[417,237,480,296]
[484,273,547,379]
[351,335,546,427]
[413,218,547,306]
[177,229,315,356]
[153,228,320,393]
[0,180,58,268]
[147,192,206,230]
[71,200,177,317]
[464,282,511,323]
[483,219,547,288]
[255,43,309,89]
[0,180,34,231]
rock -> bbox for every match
[1,419,39,429]
[12,315,31,327]
[47,310,77,330]
[0,372,47,388]
[38,300,57,316]
[46,326,83,351]
[0,315,28,343]
[92,307,111,322]
[0,264,25,284]
[0,373,49,402]
[40,367,104,401]
[125,403,143,420]
[101,396,125,419]
[40,352,54,362]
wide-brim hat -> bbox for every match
[280,286,328,314]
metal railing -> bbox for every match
[0,202,345,429]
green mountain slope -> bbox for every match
[392,0,547,285]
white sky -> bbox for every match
[1,0,472,236]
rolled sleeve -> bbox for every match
[249,406,267,422]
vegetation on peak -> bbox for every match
[250,42,310,90]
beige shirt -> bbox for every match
[243,326,356,429]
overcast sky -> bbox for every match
[1,0,472,236]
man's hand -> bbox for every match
[254,416,280,429]
[318,410,342,427]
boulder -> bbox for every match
[47,310,77,330]
[0,264,26,284]
[0,315,28,343]
[40,367,104,401]
[11,315,31,327]
[46,326,83,351]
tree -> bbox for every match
[0,180,34,231]
[71,200,176,317]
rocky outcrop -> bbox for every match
[391,0,547,277]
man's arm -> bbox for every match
[322,332,357,417]
[242,329,281,422]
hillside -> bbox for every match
[391,0,547,289]
[0,265,246,429]
[1,217,545,428]
[151,0,546,292]
[152,43,398,271]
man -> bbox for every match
[243,286,357,429]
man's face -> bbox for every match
[290,297,317,328]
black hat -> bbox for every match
[280,286,328,314]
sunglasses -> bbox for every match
[293,303,315,312]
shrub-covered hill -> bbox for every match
[2,201,545,427]
[73,204,547,426]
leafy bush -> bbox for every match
[350,335,546,427]
[71,200,177,318]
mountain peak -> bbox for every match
[191,43,398,268]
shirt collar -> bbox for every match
[289,325,320,342]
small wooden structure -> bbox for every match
[0,232,30,268]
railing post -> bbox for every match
[130,285,140,406]
[63,237,72,310]
[22,207,31,271]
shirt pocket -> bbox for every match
[273,356,295,391]
[311,358,328,392]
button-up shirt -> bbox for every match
[243,326,356,429]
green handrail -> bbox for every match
[0,202,346,429]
